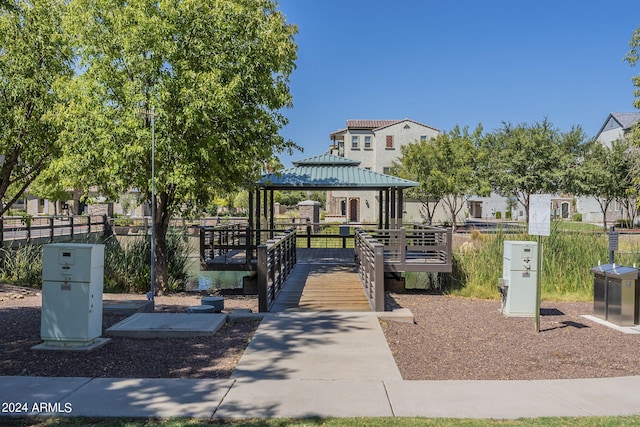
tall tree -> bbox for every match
[572,139,632,232]
[393,125,487,228]
[480,119,585,224]
[56,0,298,294]
[392,137,443,225]
[433,125,488,230]
[0,0,72,213]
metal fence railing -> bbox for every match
[257,228,297,312]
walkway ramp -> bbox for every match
[269,248,370,313]
[297,267,370,311]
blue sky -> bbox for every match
[275,0,640,166]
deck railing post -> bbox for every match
[400,227,406,262]
[49,216,54,240]
[258,244,268,312]
[374,244,385,312]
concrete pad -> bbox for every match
[215,379,393,419]
[31,337,111,352]
[103,299,153,315]
[187,305,216,313]
[0,376,92,416]
[231,311,402,381]
[64,378,234,418]
[227,309,264,322]
[385,379,593,419]
[582,315,640,334]
[377,308,415,323]
[105,313,227,338]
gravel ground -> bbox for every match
[4,284,640,381]
[382,292,640,380]
[0,284,259,379]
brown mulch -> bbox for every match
[0,284,259,379]
[4,283,640,381]
[382,292,640,380]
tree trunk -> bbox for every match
[152,191,172,295]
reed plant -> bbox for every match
[0,242,43,287]
[448,222,639,302]
[104,230,191,293]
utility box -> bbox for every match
[591,263,638,326]
[40,243,105,347]
[501,241,538,317]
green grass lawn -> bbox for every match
[8,416,640,426]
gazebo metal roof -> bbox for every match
[258,154,418,190]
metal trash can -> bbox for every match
[591,264,610,320]
[339,224,350,237]
[591,264,638,326]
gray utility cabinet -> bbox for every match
[501,241,538,317]
[40,243,105,347]
[591,263,638,327]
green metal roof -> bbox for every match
[259,155,418,190]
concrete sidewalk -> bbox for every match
[3,310,640,419]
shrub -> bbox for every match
[495,211,502,219]
[573,213,582,222]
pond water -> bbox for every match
[116,234,247,292]
[185,255,247,291]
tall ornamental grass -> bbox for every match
[449,223,640,302]
[0,243,43,286]
[103,231,191,293]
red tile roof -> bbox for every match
[346,120,400,129]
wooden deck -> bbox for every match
[298,268,371,312]
[269,264,372,312]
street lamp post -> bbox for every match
[140,107,156,306]
[150,107,156,304]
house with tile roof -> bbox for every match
[326,118,442,223]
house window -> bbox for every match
[364,136,372,149]
[383,167,392,175]
[420,135,427,142]
[386,135,394,149]
[351,136,359,149]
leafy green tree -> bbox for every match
[480,119,585,224]
[392,138,443,225]
[572,139,632,231]
[0,0,72,213]
[394,125,487,228]
[432,125,489,229]
[55,0,298,294]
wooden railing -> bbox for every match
[0,215,109,246]
[367,224,453,273]
[354,229,385,312]
[257,228,297,312]
[199,223,251,268]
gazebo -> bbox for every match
[248,154,418,244]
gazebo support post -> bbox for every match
[255,189,261,246]
[269,189,275,239]
[390,188,396,229]
[378,190,384,229]
[397,188,403,228]
[384,189,390,229]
